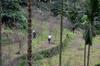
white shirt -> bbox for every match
[48,35,52,39]
[32,30,35,33]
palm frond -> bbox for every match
[84,25,92,45]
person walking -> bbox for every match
[48,34,52,44]
[32,30,36,39]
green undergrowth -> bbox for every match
[19,18,75,66]
[32,18,75,50]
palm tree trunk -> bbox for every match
[0,2,2,65]
[59,0,64,66]
[59,10,63,66]
[84,44,87,66]
[87,45,91,66]
[0,16,2,66]
[27,0,32,66]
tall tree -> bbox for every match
[84,0,100,66]
[27,0,32,66]
[59,0,64,66]
[0,1,2,65]
[0,18,1,66]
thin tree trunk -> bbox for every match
[59,12,63,66]
[87,45,91,66]
[84,44,87,66]
[0,2,2,65]
[27,0,32,66]
[86,0,94,66]
[59,0,64,66]
[0,16,2,66]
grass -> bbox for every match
[93,36,100,45]
[31,18,75,51]
[31,19,76,66]
[1,18,100,66]
[32,32,100,66]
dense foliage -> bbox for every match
[0,0,100,33]
[0,0,27,29]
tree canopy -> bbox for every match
[0,0,27,29]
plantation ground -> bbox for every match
[1,16,100,66]
[37,32,100,66]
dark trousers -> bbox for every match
[33,33,36,38]
[48,38,51,44]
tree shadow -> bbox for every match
[95,64,100,66]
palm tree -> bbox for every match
[59,0,64,66]
[84,24,92,66]
[27,0,32,66]
[84,43,87,66]
[85,0,99,66]
[0,1,2,65]
[0,15,2,66]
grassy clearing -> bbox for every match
[31,18,75,51]
[93,36,100,45]
[1,18,100,66]
[32,32,100,66]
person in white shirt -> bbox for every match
[48,34,52,44]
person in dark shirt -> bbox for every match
[32,30,36,39]
[38,0,49,3]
